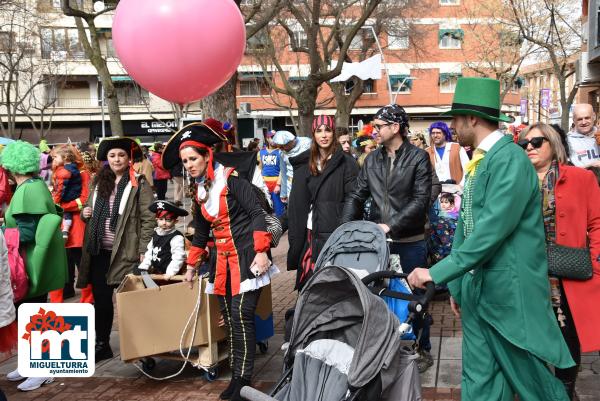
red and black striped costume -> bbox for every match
[186,163,272,380]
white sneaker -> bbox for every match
[6,368,24,382]
[17,377,54,391]
[280,342,289,352]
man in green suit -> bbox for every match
[408,78,574,401]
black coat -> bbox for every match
[286,148,359,272]
[341,140,432,240]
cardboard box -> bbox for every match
[116,275,226,362]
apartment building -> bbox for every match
[2,0,520,144]
[519,58,578,126]
[236,0,521,136]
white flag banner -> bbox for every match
[330,54,382,83]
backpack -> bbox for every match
[4,228,28,303]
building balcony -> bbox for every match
[50,96,150,108]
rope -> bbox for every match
[133,275,203,380]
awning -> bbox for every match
[390,75,413,90]
[111,76,132,82]
[438,29,464,41]
[239,71,267,80]
[97,28,111,34]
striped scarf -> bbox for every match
[87,174,130,255]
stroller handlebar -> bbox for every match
[362,271,436,313]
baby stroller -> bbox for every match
[241,222,435,401]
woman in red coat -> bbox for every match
[519,122,600,400]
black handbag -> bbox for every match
[546,243,593,280]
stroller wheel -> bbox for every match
[204,368,218,382]
[141,357,156,373]
[258,341,269,354]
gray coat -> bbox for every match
[77,175,155,287]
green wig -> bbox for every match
[1,140,41,175]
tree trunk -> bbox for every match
[200,74,239,144]
[336,107,351,130]
[295,85,318,137]
[561,100,570,133]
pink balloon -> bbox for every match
[112,0,246,105]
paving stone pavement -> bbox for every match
[1,226,599,400]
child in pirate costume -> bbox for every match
[162,122,277,401]
[138,200,187,277]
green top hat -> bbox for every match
[443,77,512,123]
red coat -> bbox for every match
[555,164,600,352]
[150,152,171,180]
[59,170,90,249]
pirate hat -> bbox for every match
[443,77,512,123]
[162,122,227,171]
[149,200,188,217]
[96,137,142,161]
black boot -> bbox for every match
[231,378,251,401]
[220,377,239,400]
[95,341,113,362]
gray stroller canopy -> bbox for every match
[287,265,401,390]
[314,221,389,276]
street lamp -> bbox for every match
[366,26,394,104]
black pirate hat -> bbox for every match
[149,200,188,217]
[96,137,142,161]
[162,122,227,171]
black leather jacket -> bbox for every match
[341,140,432,240]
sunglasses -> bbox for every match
[373,122,396,131]
[517,137,548,150]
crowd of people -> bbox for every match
[0,77,598,401]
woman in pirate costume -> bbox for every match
[163,122,275,401]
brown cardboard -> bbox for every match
[116,275,226,362]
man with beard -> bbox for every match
[408,78,574,401]
[341,104,434,372]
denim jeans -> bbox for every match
[389,240,432,352]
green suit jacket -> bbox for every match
[429,135,574,369]
[4,178,67,299]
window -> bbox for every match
[390,75,412,93]
[348,27,374,51]
[246,27,268,52]
[439,73,461,93]
[290,29,308,50]
[0,32,15,52]
[239,72,271,96]
[363,79,376,94]
[502,77,524,93]
[41,27,85,59]
[439,29,463,49]
[345,79,376,94]
[113,81,149,106]
[388,30,409,50]
[38,0,84,10]
[0,81,17,103]
[288,77,306,90]
[98,29,116,58]
[499,31,522,48]
[440,0,459,4]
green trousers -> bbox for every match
[460,274,569,401]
